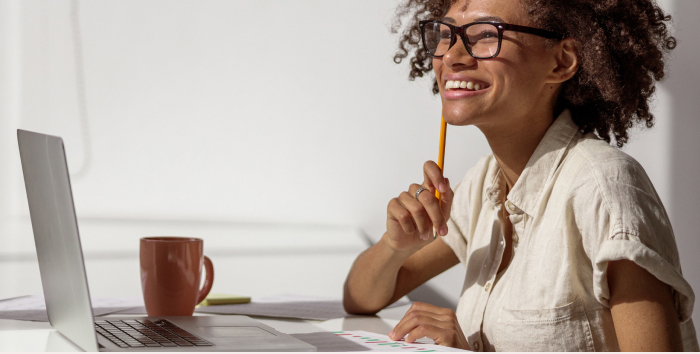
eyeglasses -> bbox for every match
[419,20,564,59]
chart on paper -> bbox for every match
[293,330,469,352]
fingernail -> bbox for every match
[439,226,447,236]
[439,182,446,193]
[388,331,394,338]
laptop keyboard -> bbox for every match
[95,319,213,348]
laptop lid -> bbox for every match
[17,129,99,352]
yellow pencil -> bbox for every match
[434,116,447,239]
[435,116,447,201]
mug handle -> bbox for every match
[196,255,214,305]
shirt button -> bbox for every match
[473,341,480,351]
[485,283,491,292]
[512,232,519,243]
[507,201,516,212]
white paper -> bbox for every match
[0,295,45,311]
[0,295,145,322]
[292,330,470,352]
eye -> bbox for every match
[440,30,452,40]
[478,31,498,41]
[468,30,499,44]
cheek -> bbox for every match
[492,57,543,96]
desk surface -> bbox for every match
[0,304,412,351]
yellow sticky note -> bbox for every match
[199,293,251,306]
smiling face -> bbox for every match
[435,0,562,130]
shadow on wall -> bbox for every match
[668,0,700,340]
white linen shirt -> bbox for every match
[442,109,699,351]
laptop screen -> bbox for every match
[17,129,99,352]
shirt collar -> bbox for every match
[484,109,580,216]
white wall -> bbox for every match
[1,0,698,337]
[661,0,700,337]
[8,0,491,232]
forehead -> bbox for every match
[443,0,528,24]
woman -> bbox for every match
[343,0,699,351]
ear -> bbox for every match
[547,38,578,84]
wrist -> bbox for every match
[379,232,418,263]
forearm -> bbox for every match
[343,233,413,314]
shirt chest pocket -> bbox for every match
[494,297,595,352]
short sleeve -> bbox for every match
[580,157,695,322]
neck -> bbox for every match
[478,109,556,190]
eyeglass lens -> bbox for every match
[423,22,500,58]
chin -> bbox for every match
[441,104,484,126]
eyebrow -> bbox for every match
[442,15,505,23]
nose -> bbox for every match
[442,34,477,70]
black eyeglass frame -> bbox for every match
[419,20,565,59]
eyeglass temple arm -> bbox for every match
[501,23,564,40]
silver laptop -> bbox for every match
[17,129,316,352]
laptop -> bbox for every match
[17,129,316,352]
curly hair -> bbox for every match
[392,0,676,147]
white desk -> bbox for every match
[0,217,412,351]
[0,305,413,351]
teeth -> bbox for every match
[445,80,485,91]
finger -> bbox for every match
[405,323,461,347]
[398,189,432,239]
[387,198,417,235]
[389,302,453,340]
[411,183,446,237]
[390,313,445,342]
[392,303,467,350]
[403,310,453,322]
[421,161,449,236]
[423,160,446,196]
[404,323,438,343]
[389,302,424,340]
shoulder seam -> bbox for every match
[572,147,615,240]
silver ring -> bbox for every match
[414,187,428,200]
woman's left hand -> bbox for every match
[388,302,470,350]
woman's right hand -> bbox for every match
[386,160,454,253]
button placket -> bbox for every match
[471,207,505,347]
